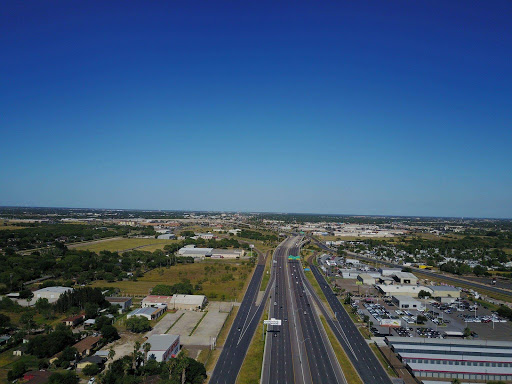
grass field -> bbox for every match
[320,315,363,384]
[91,260,254,300]
[260,251,272,291]
[71,238,178,253]
[304,270,334,316]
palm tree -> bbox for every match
[132,341,141,371]
[108,347,116,362]
[143,342,151,366]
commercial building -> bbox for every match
[376,285,431,297]
[170,294,207,311]
[106,297,132,313]
[392,272,418,285]
[195,233,215,240]
[386,336,512,382]
[211,249,245,259]
[143,334,180,362]
[177,247,213,258]
[379,268,403,276]
[33,286,73,303]
[142,295,173,308]
[392,295,424,310]
[127,306,166,321]
[428,285,461,301]
[357,273,376,285]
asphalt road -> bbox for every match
[309,264,393,384]
[209,245,275,384]
[262,236,344,384]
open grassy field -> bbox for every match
[320,315,363,384]
[304,270,334,316]
[91,259,254,300]
[370,343,398,378]
[71,238,179,253]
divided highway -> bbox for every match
[209,245,275,384]
[309,264,393,384]
[262,236,344,384]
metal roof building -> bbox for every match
[386,336,512,382]
[170,294,207,311]
[143,334,180,362]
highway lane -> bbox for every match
[264,238,296,384]
[313,237,512,299]
[290,259,345,384]
[209,245,275,384]
[309,264,393,384]
[263,236,344,384]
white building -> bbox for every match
[392,272,418,285]
[211,249,245,259]
[170,294,207,311]
[143,334,180,362]
[177,247,213,258]
[377,285,431,297]
[379,268,403,276]
[127,306,166,321]
[33,286,73,303]
[392,295,424,310]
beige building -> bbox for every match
[170,294,207,311]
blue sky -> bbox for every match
[1,1,511,218]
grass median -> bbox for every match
[320,315,363,384]
[236,307,268,384]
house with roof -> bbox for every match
[21,370,52,384]
[62,314,85,327]
[127,306,166,321]
[77,355,106,371]
[73,335,102,358]
[105,297,132,313]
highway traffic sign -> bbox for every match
[264,318,282,326]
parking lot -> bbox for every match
[352,295,511,341]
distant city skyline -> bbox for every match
[1,2,511,219]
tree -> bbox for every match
[451,379,461,384]
[85,302,99,319]
[7,361,26,381]
[0,313,11,331]
[418,290,431,299]
[48,371,79,384]
[20,312,35,333]
[108,346,116,362]
[101,324,120,342]
[126,316,151,333]
[463,327,472,338]
[82,363,100,376]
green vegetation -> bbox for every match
[72,238,176,253]
[126,316,151,333]
[237,307,267,384]
[320,316,363,384]
[369,343,398,377]
[238,230,278,243]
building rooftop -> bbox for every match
[105,297,132,303]
[143,295,172,303]
[144,334,179,351]
[34,286,73,294]
[171,294,206,306]
[73,336,102,354]
[427,285,460,292]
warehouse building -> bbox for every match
[143,334,180,362]
[379,268,403,276]
[142,295,173,308]
[211,249,245,259]
[392,295,424,310]
[392,272,418,285]
[170,294,207,311]
[386,336,512,382]
[33,286,73,303]
[428,285,461,302]
[106,297,132,313]
[127,306,166,321]
[357,273,376,285]
[177,247,213,258]
[377,284,430,297]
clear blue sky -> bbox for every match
[1,1,511,218]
